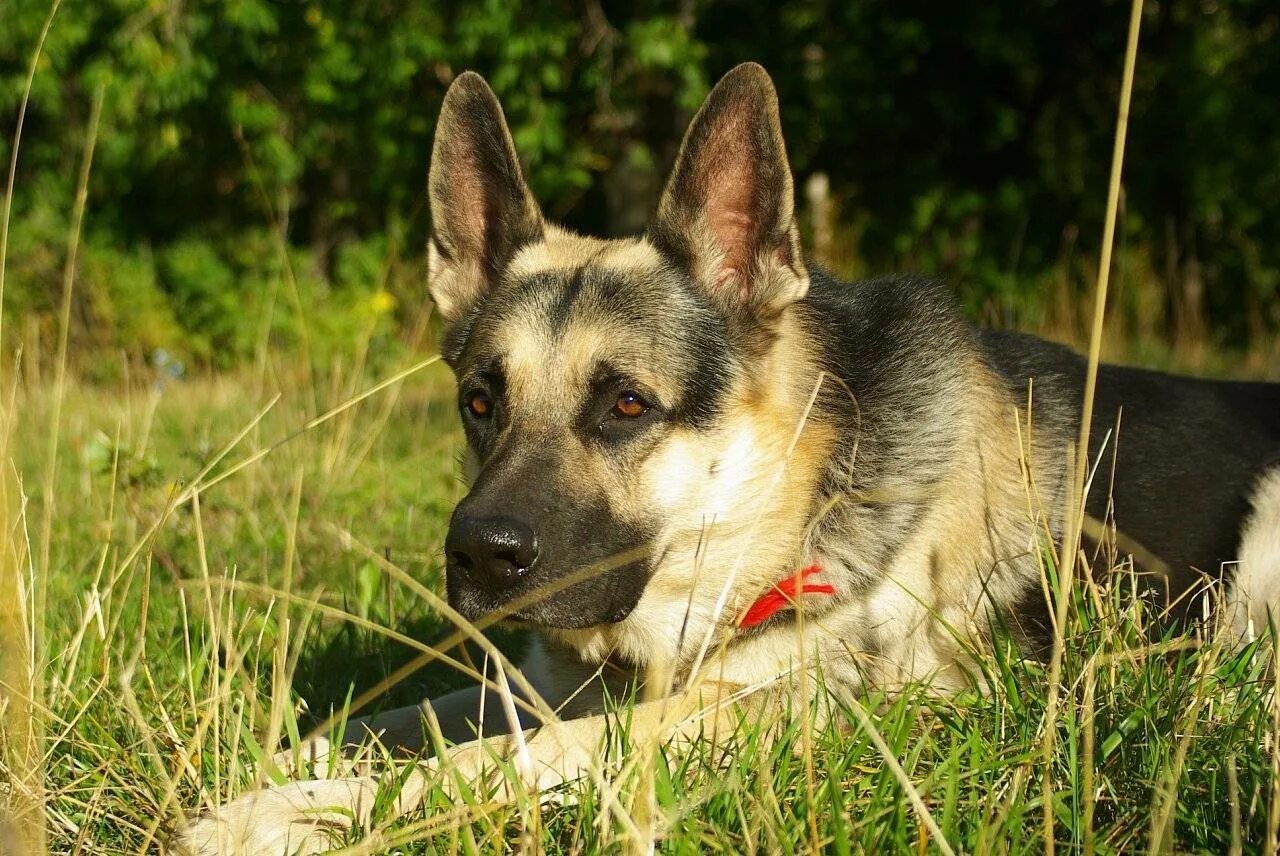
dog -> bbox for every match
[183,62,1280,854]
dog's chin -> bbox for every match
[513,597,639,628]
[448,592,639,629]
[447,582,643,629]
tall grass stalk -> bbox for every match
[10,72,102,856]
[1042,0,1144,851]
[40,81,104,634]
[1,6,64,852]
[0,367,41,856]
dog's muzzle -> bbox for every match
[445,513,539,595]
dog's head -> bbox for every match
[429,64,834,663]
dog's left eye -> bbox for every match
[464,390,493,418]
[612,391,648,419]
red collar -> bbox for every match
[738,565,836,628]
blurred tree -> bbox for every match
[697,0,1280,343]
[1,0,1277,365]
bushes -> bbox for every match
[2,0,1279,368]
[4,214,410,376]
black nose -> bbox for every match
[445,515,539,590]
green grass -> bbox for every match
[1,359,1278,855]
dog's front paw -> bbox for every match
[180,778,380,856]
[271,733,337,780]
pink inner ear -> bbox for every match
[697,115,759,294]
[446,142,490,259]
[706,184,754,288]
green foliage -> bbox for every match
[704,0,1280,337]
[2,0,1279,364]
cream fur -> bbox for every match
[1227,467,1280,640]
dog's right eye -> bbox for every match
[612,391,648,419]
[464,390,492,418]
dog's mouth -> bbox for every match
[445,556,650,629]
[508,597,640,628]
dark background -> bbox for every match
[3,0,1278,373]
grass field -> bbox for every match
[1,352,1279,855]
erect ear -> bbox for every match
[428,72,543,322]
[649,62,807,319]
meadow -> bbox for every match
[0,342,1277,854]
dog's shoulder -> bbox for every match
[801,269,981,398]
[803,267,1085,398]
[975,328,1084,390]
[804,268,971,346]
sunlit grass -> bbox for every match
[0,360,1275,854]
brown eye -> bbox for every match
[613,391,647,419]
[465,391,492,418]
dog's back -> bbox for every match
[980,328,1280,613]
[801,268,1280,646]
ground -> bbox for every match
[2,356,1277,854]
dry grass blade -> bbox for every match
[182,576,546,726]
[40,81,105,611]
[1042,1,1144,852]
[4,64,100,856]
[0,437,42,854]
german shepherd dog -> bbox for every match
[185,63,1280,854]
